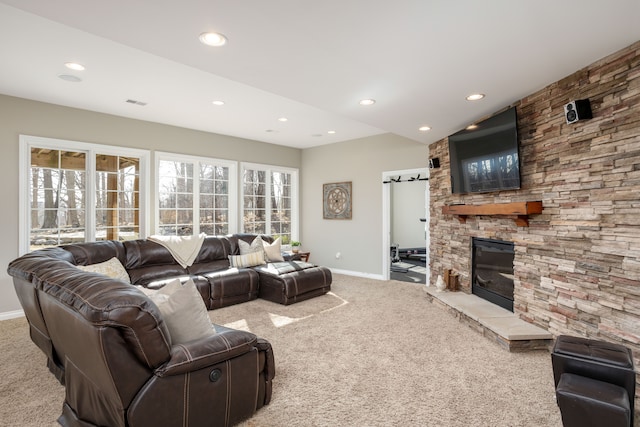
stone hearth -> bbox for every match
[424,286,553,352]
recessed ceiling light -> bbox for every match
[466,93,485,101]
[278,117,288,122]
[311,134,323,137]
[212,100,225,106]
[125,99,147,106]
[199,32,227,47]
[419,126,431,132]
[58,74,82,82]
[466,124,478,130]
[359,99,376,106]
[327,130,336,134]
[64,62,85,71]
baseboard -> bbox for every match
[0,310,25,321]
[330,268,385,281]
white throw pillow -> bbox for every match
[76,257,130,283]
[262,237,284,262]
[238,236,264,255]
[228,251,266,268]
[148,279,215,345]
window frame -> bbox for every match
[19,135,151,255]
[240,162,299,241]
[155,151,237,236]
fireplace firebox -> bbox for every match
[471,238,515,312]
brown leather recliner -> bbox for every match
[8,246,275,427]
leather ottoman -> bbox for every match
[551,335,635,425]
[556,373,630,427]
[254,261,332,305]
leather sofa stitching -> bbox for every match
[225,359,231,427]
[183,371,189,427]
[162,337,253,371]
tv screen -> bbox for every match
[448,106,520,194]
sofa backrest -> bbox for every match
[35,261,171,426]
[227,233,274,255]
[7,247,75,381]
[123,239,189,286]
[62,240,126,266]
[8,249,174,405]
[187,235,232,275]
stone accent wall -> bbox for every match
[429,41,640,374]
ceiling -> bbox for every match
[1,1,639,149]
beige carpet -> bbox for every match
[0,275,563,426]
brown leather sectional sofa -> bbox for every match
[7,233,332,427]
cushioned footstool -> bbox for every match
[254,261,332,305]
[551,335,635,425]
[556,373,631,427]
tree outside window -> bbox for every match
[242,164,297,243]
[22,137,147,253]
[157,154,234,236]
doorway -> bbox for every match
[382,168,429,283]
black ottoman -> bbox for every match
[254,261,332,305]
[551,335,635,422]
[556,373,630,427]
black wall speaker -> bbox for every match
[564,99,592,124]
[429,157,440,169]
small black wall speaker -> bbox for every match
[564,99,592,124]
[429,157,440,169]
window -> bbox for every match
[156,153,236,236]
[241,163,298,242]
[19,136,149,254]
[96,155,142,241]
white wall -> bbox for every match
[391,178,427,250]
[0,94,301,314]
[301,134,427,277]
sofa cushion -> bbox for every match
[123,240,189,286]
[228,233,273,255]
[76,257,130,283]
[148,278,215,344]
[262,237,284,262]
[202,268,260,309]
[238,236,264,255]
[229,252,266,268]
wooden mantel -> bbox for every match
[442,201,543,227]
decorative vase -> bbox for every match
[435,275,446,292]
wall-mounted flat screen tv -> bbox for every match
[448,106,520,194]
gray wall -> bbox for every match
[301,134,427,277]
[0,94,301,314]
[1,94,427,315]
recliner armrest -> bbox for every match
[155,328,258,377]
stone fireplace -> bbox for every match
[427,40,640,380]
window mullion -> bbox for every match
[85,150,96,242]
[265,170,272,235]
[193,160,200,235]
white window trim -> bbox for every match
[240,162,299,241]
[155,151,238,235]
[19,135,151,255]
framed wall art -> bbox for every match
[323,181,352,220]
